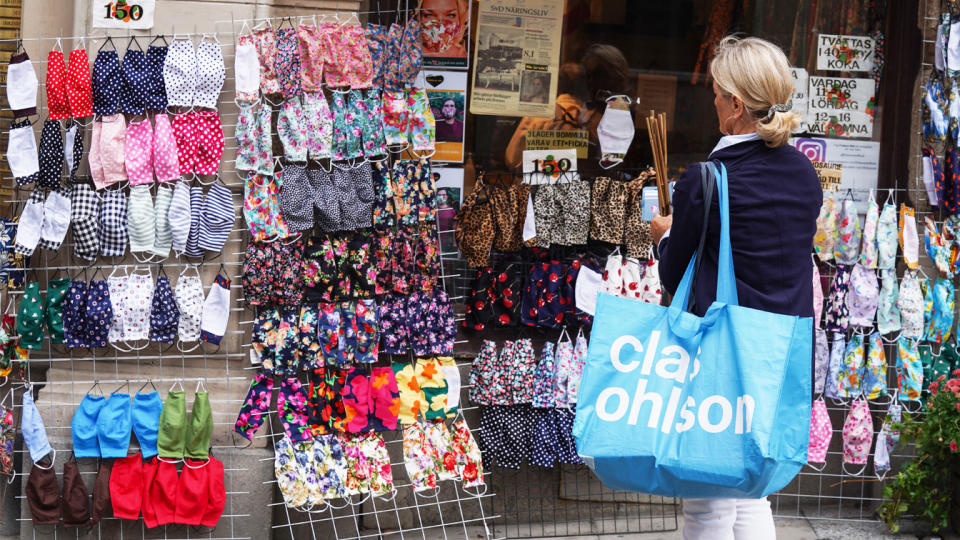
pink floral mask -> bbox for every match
[421,19,460,52]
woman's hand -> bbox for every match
[651,214,673,245]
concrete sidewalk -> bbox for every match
[390,517,954,539]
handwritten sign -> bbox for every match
[816,34,875,72]
[522,149,578,185]
[806,76,875,138]
[93,0,155,29]
[525,129,588,158]
[790,67,808,133]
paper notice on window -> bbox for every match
[469,0,564,118]
[806,76,875,138]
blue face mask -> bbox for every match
[71,393,106,458]
[21,388,52,463]
[133,391,163,458]
[97,393,132,459]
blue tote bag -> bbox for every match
[572,162,812,499]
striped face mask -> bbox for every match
[197,181,235,254]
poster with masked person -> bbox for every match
[419,0,471,68]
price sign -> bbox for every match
[522,149,579,185]
[93,0,155,29]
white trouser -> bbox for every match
[682,497,776,540]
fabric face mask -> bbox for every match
[168,181,192,255]
[807,398,831,466]
[200,274,231,345]
[813,197,836,262]
[899,204,919,270]
[278,97,307,162]
[898,271,925,339]
[175,269,205,343]
[825,332,845,400]
[7,119,40,184]
[235,31,260,102]
[876,200,898,270]
[812,260,824,328]
[22,389,53,462]
[824,264,852,332]
[813,329,829,396]
[839,333,865,398]
[925,216,951,276]
[896,336,923,401]
[841,397,873,472]
[859,196,879,268]
[923,76,948,143]
[863,332,887,400]
[846,263,878,328]
[7,51,38,118]
[833,197,861,264]
[928,277,955,343]
[923,146,943,206]
[877,269,901,335]
[421,17,461,52]
[597,96,634,166]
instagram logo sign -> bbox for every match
[794,138,827,162]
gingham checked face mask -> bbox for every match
[71,183,100,260]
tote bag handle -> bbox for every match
[667,161,738,338]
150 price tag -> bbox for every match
[93,0,155,29]
[522,149,579,185]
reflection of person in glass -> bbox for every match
[436,98,464,142]
[436,184,458,250]
[520,73,549,104]
[420,0,468,58]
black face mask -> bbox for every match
[25,457,59,525]
[61,459,90,528]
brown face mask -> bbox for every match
[90,459,112,526]
[25,457,59,525]
[60,460,90,528]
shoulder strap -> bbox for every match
[688,161,717,312]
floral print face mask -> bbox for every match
[897,271,925,339]
[846,263,878,328]
[863,332,888,400]
[859,196,879,268]
[876,198,899,270]
[833,196,861,264]
[813,197,836,262]
[876,269,901,335]
[896,336,923,402]
[402,422,443,493]
[899,204,919,270]
[824,264,852,332]
[825,332,845,400]
[0,399,14,479]
[926,277,955,344]
[841,398,874,472]
[838,333,865,398]
[814,328,829,395]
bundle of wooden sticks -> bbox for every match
[645,111,670,215]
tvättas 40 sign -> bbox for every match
[816,34,876,72]
[94,0,155,29]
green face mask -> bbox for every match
[157,390,186,459]
[44,277,70,345]
[16,282,43,350]
[185,391,213,460]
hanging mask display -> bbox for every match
[813,197,836,262]
[597,95,634,168]
[832,194,861,264]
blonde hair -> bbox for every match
[709,36,799,147]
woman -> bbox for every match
[650,36,822,539]
[419,0,469,59]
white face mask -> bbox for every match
[167,181,192,255]
[575,265,603,316]
[7,52,38,118]
[14,190,45,256]
[234,37,259,100]
[6,121,40,182]
[199,274,231,345]
[596,95,634,167]
[38,188,72,251]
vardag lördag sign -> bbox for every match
[815,34,876,72]
[806,76,875,138]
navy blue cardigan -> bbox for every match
[658,139,822,318]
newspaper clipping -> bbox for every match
[469,0,564,118]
